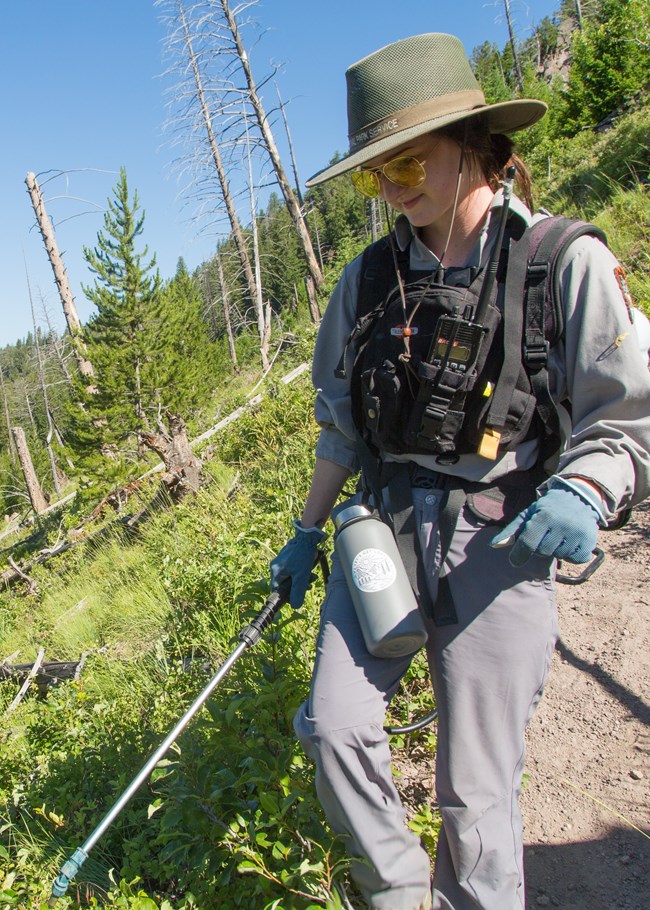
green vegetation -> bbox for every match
[0,385,438,909]
[0,1,648,906]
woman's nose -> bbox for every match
[378,175,403,204]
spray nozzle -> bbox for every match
[49,846,88,904]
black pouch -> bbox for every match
[361,363,402,447]
[466,473,539,526]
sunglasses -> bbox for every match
[350,154,428,199]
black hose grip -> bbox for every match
[239,584,290,647]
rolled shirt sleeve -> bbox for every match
[312,254,364,474]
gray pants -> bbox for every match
[294,487,559,910]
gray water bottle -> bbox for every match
[334,503,428,658]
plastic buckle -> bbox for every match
[527,262,549,281]
[556,547,605,585]
[524,339,550,369]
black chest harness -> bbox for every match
[337,214,607,469]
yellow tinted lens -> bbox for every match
[383,156,426,187]
[351,170,380,198]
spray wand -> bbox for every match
[48,585,290,906]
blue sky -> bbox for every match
[0,0,559,347]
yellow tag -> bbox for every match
[482,381,494,398]
[478,428,501,460]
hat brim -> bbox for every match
[305,99,547,187]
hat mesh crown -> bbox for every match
[346,34,482,136]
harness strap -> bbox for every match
[524,217,607,468]
[385,463,434,617]
[384,464,463,626]
[486,229,531,430]
[434,486,465,625]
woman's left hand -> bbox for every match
[491,487,600,567]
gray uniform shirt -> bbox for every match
[312,193,650,520]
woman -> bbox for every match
[271,33,650,910]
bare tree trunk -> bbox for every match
[13,427,49,513]
[215,255,240,373]
[139,414,203,500]
[0,364,17,467]
[244,118,271,370]
[574,0,583,29]
[503,0,524,92]
[311,214,324,272]
[41,297,73,382]
[176,1,258,308]
[304,275,321,323]
[276,83,303,206]
[23,385,37,434]
[26,261,64,494]
[219,0,324,301]
[25,172,95,381]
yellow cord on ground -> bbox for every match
[560,777,650,841]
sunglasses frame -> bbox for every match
[351,153,428,199]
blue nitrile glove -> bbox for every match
[270,520,327,609]
[491,484,602,568]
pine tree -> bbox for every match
[78,168,162,451]
[156,259,217,420]
[471,42,513,103]
[560,0,650,133]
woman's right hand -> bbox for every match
[270,521,327,609]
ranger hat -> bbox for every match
[306,32,547,187]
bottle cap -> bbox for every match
[333,503,372,531]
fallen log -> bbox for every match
[5,648,45,710]
[0,651,208,698]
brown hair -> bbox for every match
[436,116,534,212]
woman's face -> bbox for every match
[365,133,487,241]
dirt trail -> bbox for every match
[393,502,650,909]
[522,501,650,909]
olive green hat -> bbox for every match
[306,32,546,187]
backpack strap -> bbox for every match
[524,216,608,363]
[356,231,410,319]
[335,230,410,380]
[523,216,608,466]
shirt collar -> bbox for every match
[393,190,533,270]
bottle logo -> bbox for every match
[351,548,396,593]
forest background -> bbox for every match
[0,0,649,908]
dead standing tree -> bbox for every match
[216,0,324,311]
[12,427,49,514]
[25,262,66,495]
[502,0,524,92]
[243,115,272,369]
[276,82,322,322]
[25,172,95,383]
[0,363,18,467]
[159,1,268,365]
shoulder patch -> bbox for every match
[614,266,635,322]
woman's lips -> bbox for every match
[401,194,422,210]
